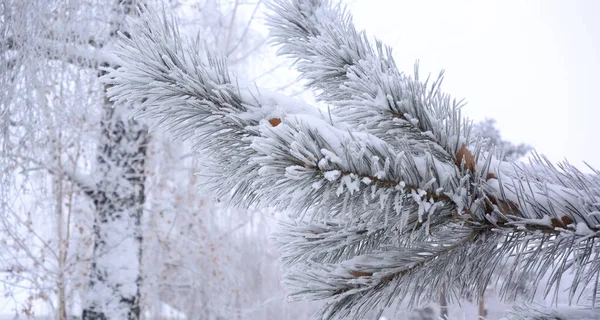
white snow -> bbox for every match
[324,170,341,181]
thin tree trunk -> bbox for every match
[440,283,448,320]
[478,295,486,319]
[82,96,148,320]
[55,130,68,320]
[478,277,487,320]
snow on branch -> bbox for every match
[282,225,485,319]
[4,151,98,197]
[101,7,457,216]
[3,35,111,70]
[266,0,470,160]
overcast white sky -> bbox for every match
[347,0,600,171]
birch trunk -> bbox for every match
[82,96,148,319]
[82,1,148,319]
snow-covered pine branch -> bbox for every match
[102,2,600,320]
[266,0,469,160]
[102,7,459,221]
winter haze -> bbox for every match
[2,0,600,320]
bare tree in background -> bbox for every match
[474,118,532,161]
[2,0,147,318]
[1,0,306,319]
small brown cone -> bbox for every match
[456,144,476,173]
[268,118,282,127]
[350,271,373,278]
